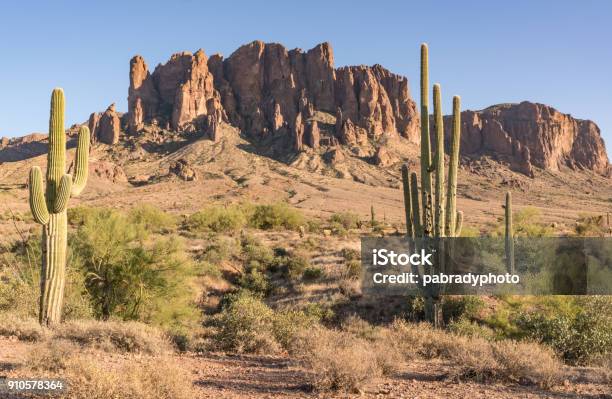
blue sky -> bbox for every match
[1,1,611,148]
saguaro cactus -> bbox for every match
[29,88,89,325]
[400,44,462,327]
[504,191,515,274]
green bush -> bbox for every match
[514,297,612,365]
[239,268,270,295]
[341,248,360,261]
[303,266,324,281]
[574,214,608,237]
[248,203,305,231]
[71,209,197,328]
[214,291,279,353]
[201,237,238,264]
[442,296,485,323]
[329,212,360,230]
[214,291,318,353]
[186,205,247,233]
[284,252,310,280]
[0,237,92,320]
[128,204,177,233]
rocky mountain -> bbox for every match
[2,40,608,179]
[442,102,610,176]
[125,41,420,149]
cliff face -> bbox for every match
[127,41,420,148]
[442,102,609,176]
[122,40,608,177]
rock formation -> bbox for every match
[97,104,121,144]
[127,41,420,143]
[127,50,225,132]
[119,41,609,177]
[444,102,609,175]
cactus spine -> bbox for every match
[29,88,89,325]
[401,44,463,326]
[504,192,515,274]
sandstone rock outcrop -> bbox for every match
[443,102,609,175]
[127,50,225,133]
[97,104,121,144]
[127,41,420,144]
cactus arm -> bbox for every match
[401,164,413,237]
[433,83,445,237]
[454,211,463,237]
[53,174,72,213]
[445,96,461,236]
[410,172,423,237]
[71,126,90,196]
[29,166,50,225]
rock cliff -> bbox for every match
[127,41,420,147]
[116,41,609,177]
[442,102,609,176]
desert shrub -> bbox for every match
[340,247,360,261]
[186,204,247,233]
[345,260,362,279]
[54,320,171,354]
[0,237,92,319]
[272,309,319,349]
[515,297,612,365]
[240,234,276,269]
[0,313,47,341]
[292,326,390,392]
[448,317,497,340]
[71,210,197,327]
[128,204,177,233]
[67,205,99,226]
[442,296,485,323]
[329,212,360,230]
[239,268,270,295]
[23,341,195,399]
[341,315,380,341]
[303,266,324,281]
[574,214,609,236]
[214,292,318,353]
[214,291,279,353]
[284,252,310,280]
[199,261,222,278]
[248,203,305,231]
[490,340,561,388]
[26,340,77,373]
[201,236,238,264]
[388,320,561,387]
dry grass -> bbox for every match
[21,340,195,399]
[387,319,562,388]
[292,326,400,393]
[53,319,172,355]
[0,313,47,341]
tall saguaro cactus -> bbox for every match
[504,191,515,274]
[29,88,89,326]
[400,44,463,326]
[420,44,434,237]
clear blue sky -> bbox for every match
[1,1,611,148]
